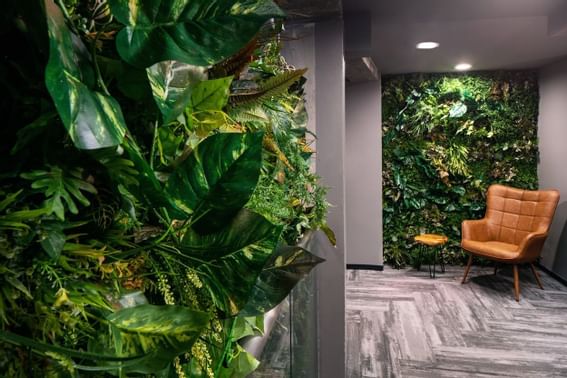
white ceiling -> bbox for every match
[344,0,567,74]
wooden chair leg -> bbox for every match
[462,255,473,284]
[530,263,544,290]
[513,265,520,301]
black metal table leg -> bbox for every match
[440,247,445,273]
[417,245,422,271]
[431,248,437,278]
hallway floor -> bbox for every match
[346,265,567,377]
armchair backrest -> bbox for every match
[485,184,560,245]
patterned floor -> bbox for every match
[346,264,567,377]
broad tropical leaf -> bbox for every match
[147,61,208,123]
[197,222,283,315]
[39,221,66,260]
[191,76,233,111]
[190,76,233,136]
[106,304,210,373]
[240,245,324,316]
[181,209,278,261]
[167,132,264,233]
[449,101,467,118]
[121,140,186,219]
[217,344,259,378]
[231,315,264,340]
[0,331,147,362]
[44,0,127,149]
[108,0,285,68]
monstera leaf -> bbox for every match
[106,304,210,373]
[147,61,208,123]
[181,209,276,261]
[167,132,263,233]
[240,245,324,316]
[108,0,285,68]
[44,0,127,150]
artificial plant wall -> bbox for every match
[382,72,539,267]
[0,0,331,376]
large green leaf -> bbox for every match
[231,315,264,340]
[121,140,186,219]
[217,344,259,378]
[147,61,207,123]
[240,245,324,316]
[197,220,283,315]
[167,132,264,233]
[39,221,66,260]
[106,304,210,373]
[44,0,127,150]
[181,209,276,261]
[190,77,233,136]
[191,76,233,111]
[108,0,285,68]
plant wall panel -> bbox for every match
[382,72,539,267]
[0,0,331,375]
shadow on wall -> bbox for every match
[550,201,567,278]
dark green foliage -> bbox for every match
[45,0,127,150]
[382,72,539,267]
[0,0,328,375]
[109,0,285,68]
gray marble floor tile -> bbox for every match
[347,265,567,378]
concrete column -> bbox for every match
[313,19,346,378]
[345,80,383,267]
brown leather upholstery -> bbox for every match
[461,184,559,300]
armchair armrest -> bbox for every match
[462,219,489,242]
[517,231,548,261]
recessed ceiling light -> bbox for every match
[416,41,439,50]
[455,63,472,71]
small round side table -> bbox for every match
[414,234,448,278]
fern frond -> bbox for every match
[229,68,307,107]
[228,106,269,124]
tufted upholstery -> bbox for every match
[461,184,559,301]
[461,184,559,262]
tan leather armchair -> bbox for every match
[461,184,560,301]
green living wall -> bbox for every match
[382,72,539,267]
[0,0,331,376]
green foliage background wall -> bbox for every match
[382,72,539,267]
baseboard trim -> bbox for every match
[536,263,567,287]
[346,264,384,271]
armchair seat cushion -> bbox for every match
[461,239,519,261]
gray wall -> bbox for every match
[538,57,567,280]
[345,81,383,266]
[283,20,346,378]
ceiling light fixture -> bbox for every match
[455,63,472,71]
[416,41,439,50]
